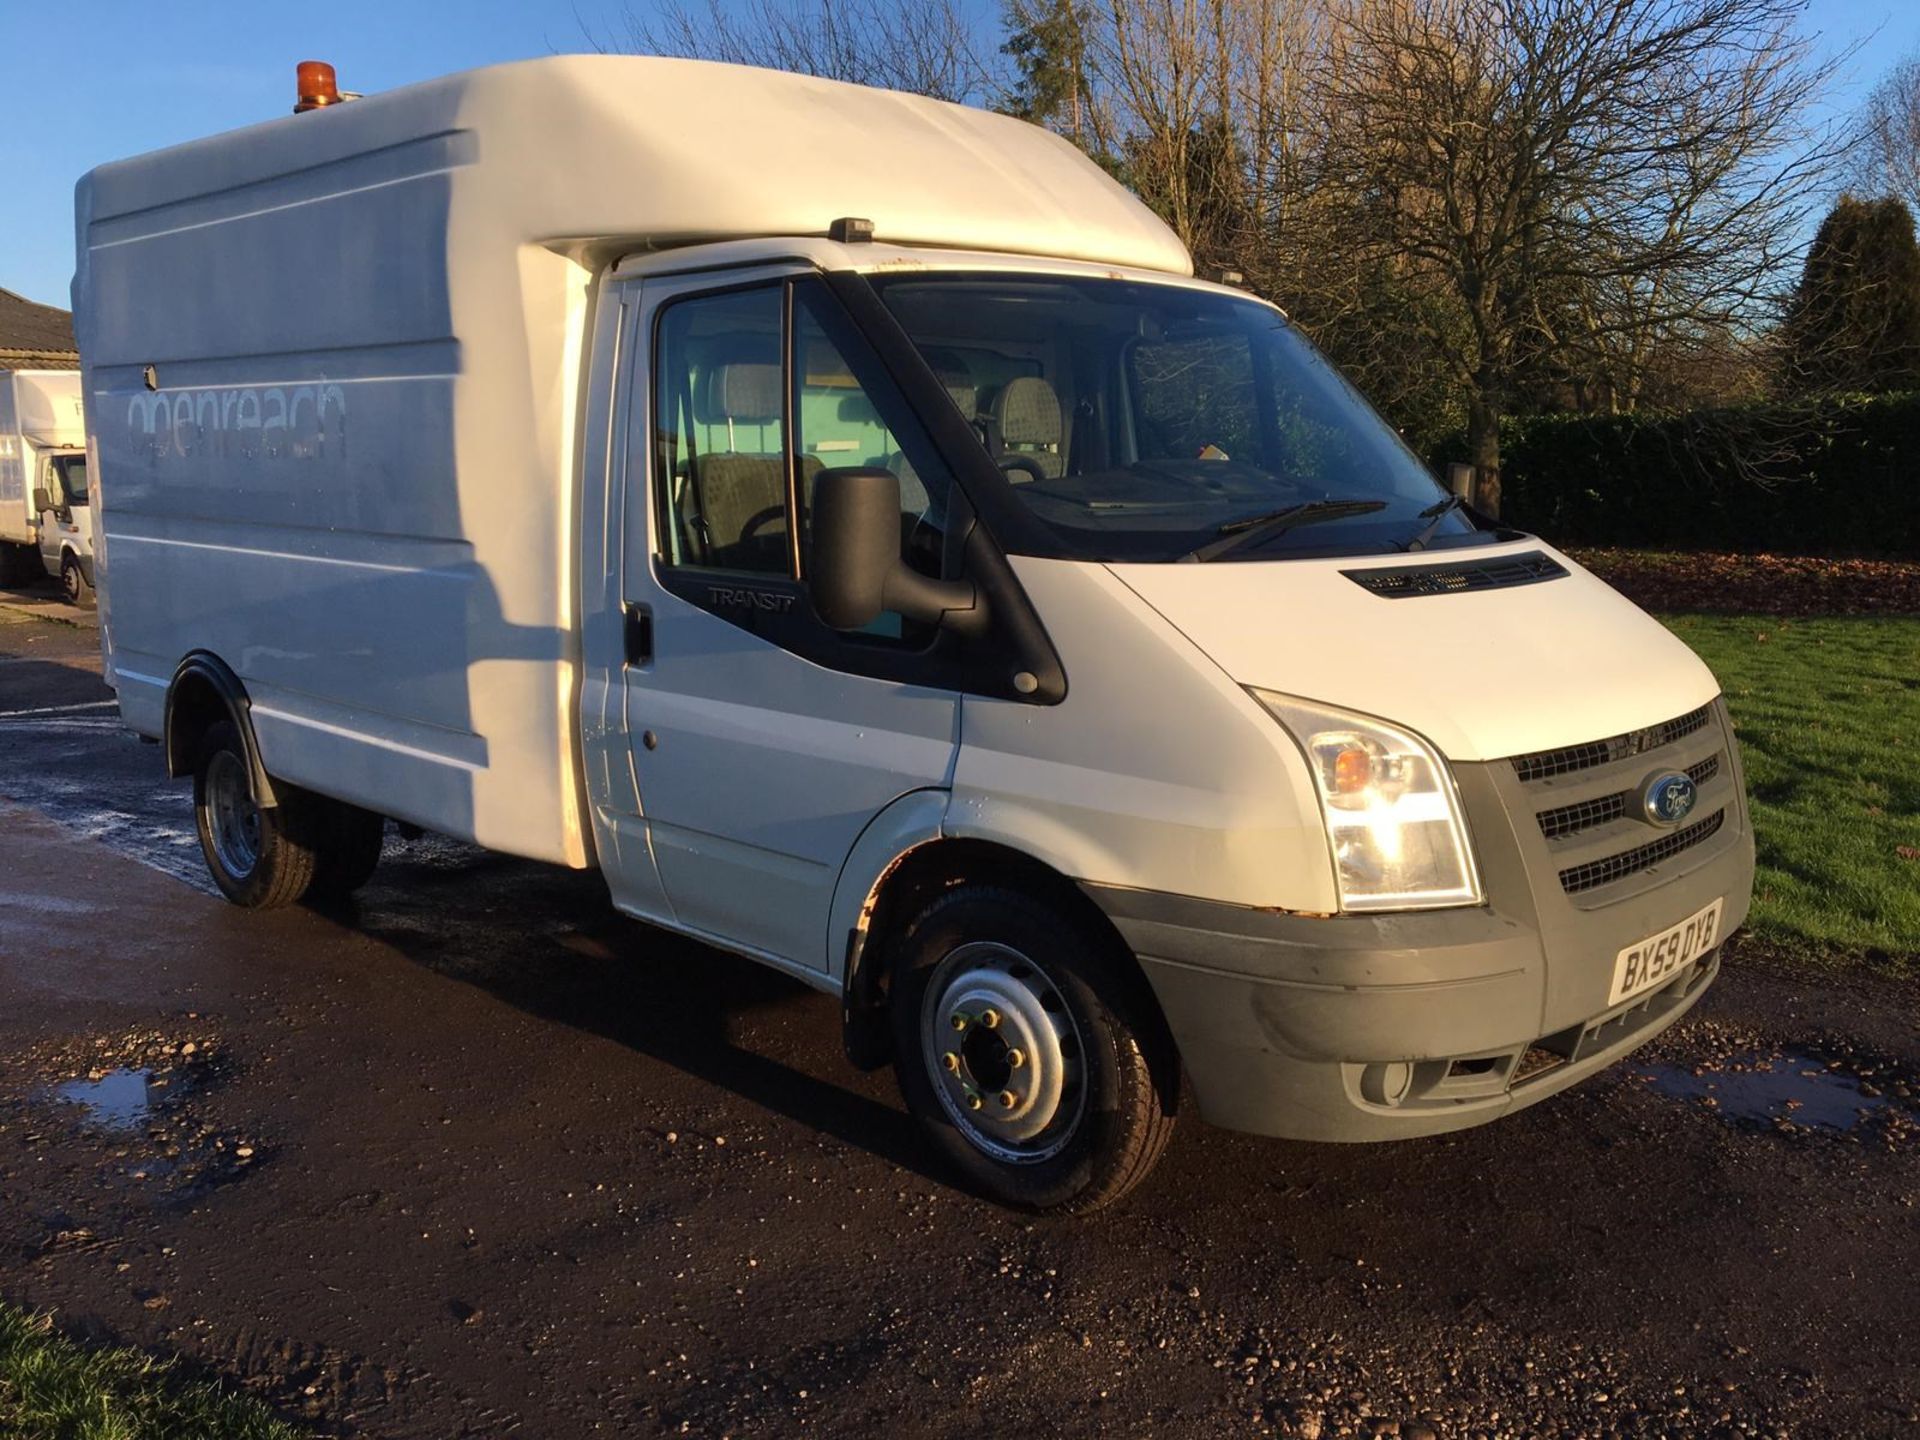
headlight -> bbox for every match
[1252,690,1483,912]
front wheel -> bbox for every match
[889,885,1178,1214]
[60,555,95,609]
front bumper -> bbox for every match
[1086,699,1756,1142]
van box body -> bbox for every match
[73,56,1184,867]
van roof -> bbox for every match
[79,55,1192,277]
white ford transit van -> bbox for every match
[0,368,95,604]
[73,57,1754,1211]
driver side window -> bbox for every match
[653,284,791,577]
[649,278,959,649]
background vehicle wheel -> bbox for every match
[307,800,385,899]
[60,555,95,608]
[889,885,1178,1214]
[0,543,36,586]
[192,720,320,908]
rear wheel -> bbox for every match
[0,542,36,587]
[192,721,320,908]
[889,885,1177,1214]
[60,555,95,608]
[308,801,385,899]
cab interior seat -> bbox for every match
[988,375,1065,479]
[691,359,794,570]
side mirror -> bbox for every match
[809,467,985,634]
[32,487,53,513]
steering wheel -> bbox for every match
[740,505,788,542]
[997,454,1049,485]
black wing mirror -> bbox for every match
[808,467,985,634]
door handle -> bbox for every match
[623,602,653,666]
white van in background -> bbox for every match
[0,368,94,605]
[72,57,1754,1212]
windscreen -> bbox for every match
[870,275,1477,562]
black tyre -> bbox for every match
[60,555,96,609]
[889,885,1178,1214]
[0,542,35,587]
[192,720,321,908]
[308,800,385,899]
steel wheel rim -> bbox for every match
[920,941,1087,1164]
[205,750,262,879]
[62,563,80,603]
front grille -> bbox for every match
[1511,704,1714,783]
[1536,754,1722,841]
[1343,550,1567,599]
[1512,1045,1567,1084]
[1559,810,1725,894]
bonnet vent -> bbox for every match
[1343,550,1568,599]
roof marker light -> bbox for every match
[294,61,342,114]
[829,217,876,243]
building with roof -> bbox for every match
[0,286,80,370]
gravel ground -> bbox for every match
[2,603,1917,1439]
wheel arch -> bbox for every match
[58,543,93,591]
[165,653,279,806]
[838,826,1171,1093]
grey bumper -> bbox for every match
[1085,699,1757,1143]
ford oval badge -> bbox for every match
[1640,770,1698,827]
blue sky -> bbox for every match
[3,0,1916,309]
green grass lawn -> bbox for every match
[1662,612,1920,969]
[0,1305,301,1440]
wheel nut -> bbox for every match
[950,1012,969,1032]
[1006,1048,1025,1069]
[941,1051,960,1073]
[967,1093,984,1111]
[999,1090,1019,1110]
[980,1008,1001,1030]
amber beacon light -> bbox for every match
[294,60,342,113]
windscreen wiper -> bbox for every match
[1403,493,1467,552]
[1178,499,1387,563]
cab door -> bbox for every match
[37,453,85,577]
[616,268,965,973]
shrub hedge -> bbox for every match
[1437,391,1920,558]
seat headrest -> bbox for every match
[709,362,782,424]
[992,376,1061,447]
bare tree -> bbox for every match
[1307,0,1841,513]
[592,0,999,105]
[1001,0,1327,271]
[1848,53,1920,219]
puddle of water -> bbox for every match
[1637,1049,1902,1132]
[50,1068,156,1131]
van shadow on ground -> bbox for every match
[310,836,938,1180]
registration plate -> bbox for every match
[1609,897,1723,1006]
